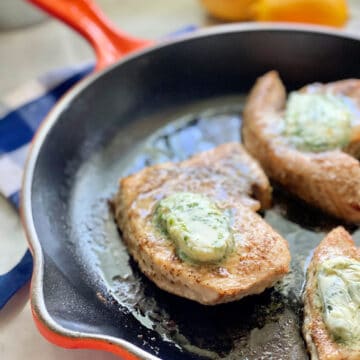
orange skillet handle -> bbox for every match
[27,0,153,71]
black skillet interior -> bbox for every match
[30,28,360,359]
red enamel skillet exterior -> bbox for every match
[22,1,360,359]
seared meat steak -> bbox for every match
[303,227,360,359]
[114,143,290,305]
[243,71,360,222]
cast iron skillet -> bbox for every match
[23,1,360,359]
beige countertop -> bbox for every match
[0,0,206,97]
[1,1,360,359]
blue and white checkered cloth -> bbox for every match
[0,25,196,309]
[0,64,93,308]
[0,64,93,206]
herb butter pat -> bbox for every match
[317,256,360,349]
[154,192,234,263]
[284,93,351,152]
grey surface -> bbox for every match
[0,0,206,97]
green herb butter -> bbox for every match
[284,93,351,152]
[154,192,234,263]
[317,256,360,349]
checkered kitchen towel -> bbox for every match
[0,63,93,308]
[0,25,197,309]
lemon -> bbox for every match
[200,0,348,27]
[254,0,348,27]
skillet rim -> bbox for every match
[21,23,360,359]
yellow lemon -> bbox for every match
[200,0,348,27]
[254,0,348,27]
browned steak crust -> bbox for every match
[114,143,290,305]
[243,71,360,223]
[303,227,360,360]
